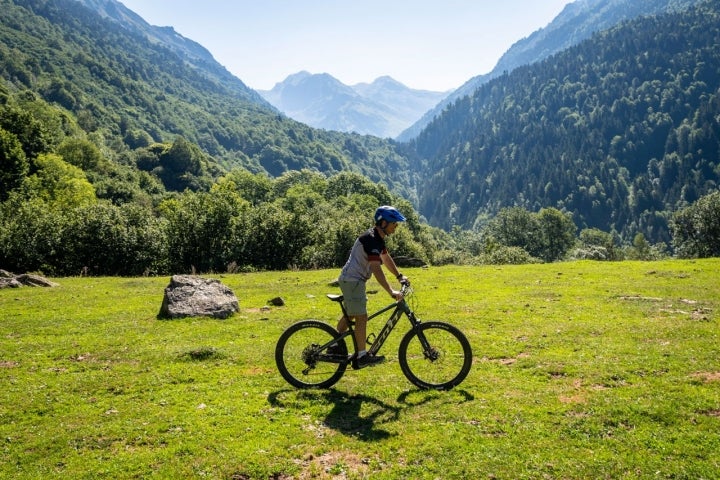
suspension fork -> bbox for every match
[403,308,436,355]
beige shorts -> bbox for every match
[338,280,367,316]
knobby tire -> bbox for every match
[275,320,348,389]
[398,321,472,390]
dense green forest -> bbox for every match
[1,0,719,276]
[411,0,720,243]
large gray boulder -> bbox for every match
[0,271,59,289]
[158,275,239,319]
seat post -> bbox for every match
[327,294,350,324]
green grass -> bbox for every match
[1,260,719,479]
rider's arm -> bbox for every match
[370,260,401,300]
[380,251,405,282]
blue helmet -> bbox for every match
[374,205,406,224]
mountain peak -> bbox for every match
[371,76,404,87]
[259,72,448,138]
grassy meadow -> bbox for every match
[1,259,719,479]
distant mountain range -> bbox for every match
[258,72,449,138]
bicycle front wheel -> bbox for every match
[275,320,348,389]
[398,321,472,390]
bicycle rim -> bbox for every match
[275,320,347,389]
[398,321,472,390]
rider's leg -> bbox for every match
[353,314,369,354]
[337,280,366,351]
[336,314,367,354]
[336,315,348,333]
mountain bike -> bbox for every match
[275,281,472,390]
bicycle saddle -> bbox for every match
[326,294,344,302]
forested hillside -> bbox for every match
[410,0,720,244]
[398,0,704,141]
[0,0,416,199]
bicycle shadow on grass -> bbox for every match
[396,388,475,407]
[268,389,400,441]
[268,388,474,441]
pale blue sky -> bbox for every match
[119,0,570,92]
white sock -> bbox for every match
[357,350,367,357]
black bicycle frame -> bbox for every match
[336,295,419,357]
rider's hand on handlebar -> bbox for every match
[391,289,404,301]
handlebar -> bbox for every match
[399,279,412,297]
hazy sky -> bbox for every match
[118,0,571,92]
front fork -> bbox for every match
[398,309,439,361]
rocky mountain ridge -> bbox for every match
[259,72,448,138]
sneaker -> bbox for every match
[356,353,385,368]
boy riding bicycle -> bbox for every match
[336,205,408,368]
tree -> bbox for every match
[230,202,312,271]
[59,203,168,276]
[0,127,28,201]
[671,191,720,258]
[57,138,103,171]
[0,104,51,161]
[124,129,153,149]
[158,137,208,191]
[161,189,248,273]
[0,197,64,274]
[24,153,96,209]
[272,169,327,199]
[326,171,393,206]
[485,207,541,258]
[217,169,272,205]
[483,207,577,262]
[629,233,651,260]
[536,208,577,262]
[575,228,619,260]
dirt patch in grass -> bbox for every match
[559,379,589,404]
[618,295,713,320]
[559,393,588,404]
[690,307,713,321]
[69,352,95,362]
[692,372,720,383]
[645,270,691,279]
[294,451,375,479]
[492,352,531,366]
[617,295,663,302]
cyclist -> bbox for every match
[336,205,408,368]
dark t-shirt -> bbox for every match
[339,227,387,281]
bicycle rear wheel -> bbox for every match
[275,320,348,389]
[398,321,472,390]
